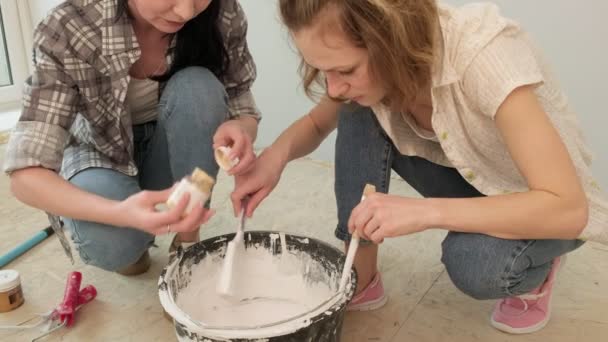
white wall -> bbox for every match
[239,1,336,162]
[27,0,62,27]
[243,0,608,188]
[9,0,62,76]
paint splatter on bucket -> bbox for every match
[159,231,357,341]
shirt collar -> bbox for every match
[431,6,459,88]
[432,56,459,88]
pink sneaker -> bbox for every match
[347,272,388,311]
[491,256,564,334]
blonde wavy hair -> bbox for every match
[278,0,440,111]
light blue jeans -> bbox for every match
[63,67,228,271]
[334,104,584,300]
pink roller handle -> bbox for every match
[77,285,97,306]
[56,271,82,327]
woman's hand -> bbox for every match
[114,187,214,235]
[213,117,258,176]
[348,193,436,243]
[230,147,286,217]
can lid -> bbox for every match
[0,270,21,291]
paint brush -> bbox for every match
[0,226,54,268]
[339,184,376,293]
[217,203,248,296]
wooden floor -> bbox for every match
[1,144,607,341]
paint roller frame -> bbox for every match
[0,226,55,268]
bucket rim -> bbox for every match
[158,230,357,337]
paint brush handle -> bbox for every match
[235,197,249,240]
[339,233,359,292]
[0,226,54,268]
[339,184,376,292]
[216,198,249,296]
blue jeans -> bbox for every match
[334,104,584,300]
[63,67,228,272]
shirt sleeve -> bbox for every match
[220,0,261,121]
[461,28,544,119]
[3,16,79,174]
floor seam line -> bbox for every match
[388,268,445,342]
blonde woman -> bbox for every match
[232,0,607,334]
[4,0,259,275]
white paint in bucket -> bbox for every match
[160,233,354,340]
[178,247,332,327]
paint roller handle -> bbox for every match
[236,196,250,238]
[0,226,54,268]
[56,271,82,327]
[77,285,97,307]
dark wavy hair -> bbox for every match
[117,0,229,81]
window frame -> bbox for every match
[0,0,31,106]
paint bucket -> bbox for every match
[159,231,357,341]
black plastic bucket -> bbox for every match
[158,231,357,342]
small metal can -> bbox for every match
[0,270,25,312]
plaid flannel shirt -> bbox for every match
[3,0,259,179]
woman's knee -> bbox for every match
[67,168,151,271]
[160,66,228,126]
[65,219,153,272]
[441,233,514,300]
[70,168,139,201]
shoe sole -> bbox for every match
[347,294,388,312]
[490,308,551,334]
[490,256,566,334]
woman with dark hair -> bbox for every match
[4,0,260,275]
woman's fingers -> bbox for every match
[348,202,372,235]
[145,193,191,233]
[165,192,190,219]
[149,202,215,235]
[246,187,270,217]
[362,216,381,242]
[168,203,205,233]
[231,176,261,216]
[226,136,254,176]
[229,149,255,176]
[369,228,385,244]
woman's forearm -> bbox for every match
[10,167,124,226]
[269,98,341,167]
[429,191,588,240]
